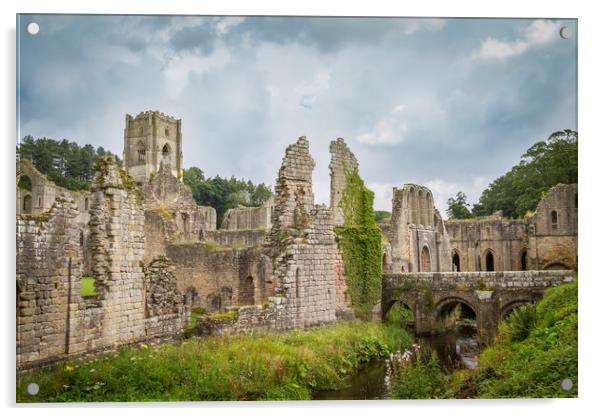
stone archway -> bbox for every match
[435,296,478,330]
[22,195,32,213]
[501,299,532,318]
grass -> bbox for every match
[447,279,578,398]
[80,277,96,297]
[17,322,412,402]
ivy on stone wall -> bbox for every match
[336,170,382,320]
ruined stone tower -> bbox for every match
[123,111,183,184]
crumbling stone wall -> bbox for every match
[266,137,338,329]
[143,162,216,245]
[88,157,147,346]
[205,229,268,248]
[446,183,577,272]
[17,156,189,369]
[221,198,274,230]
[329,138,359,227]
[387,184,452,273]
[16,195,83,366]
[144,256,187,338]
[166,243,272,312]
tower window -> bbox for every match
[165,127,170,137]
[550,210,558,231]
[138,148,146,162]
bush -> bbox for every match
[504,303,537,342]
[388,344,446,399]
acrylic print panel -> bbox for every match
[16,14,577,402]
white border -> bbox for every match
[2,1,600,415]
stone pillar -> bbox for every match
[89,156,146,346]
[329,138,359,227]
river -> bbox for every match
[312,323,479,400]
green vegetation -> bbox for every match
[336,170,382,320]
[447,279,578,398]
[182,167,273,226]
[374,210,391,223]
[18,175,32,191]
[389,345,447,399]
[386,303,414,323]
[446,192,473,220]
[447,129,577,219]
[80,277,96,297]
[17,135,121,191]
[187,307,206,330]
[17,322,411,402]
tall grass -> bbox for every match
[448,279,578,398]
[17,322,411,402]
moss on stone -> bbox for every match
[335,169,382,320]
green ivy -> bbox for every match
[335,170,382,320]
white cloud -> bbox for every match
[295,71,331,110]
[163,46,232,98]
[357,105,408,145]
[473,19,561,61]
[366,182,395,211]
[216,17,246,36]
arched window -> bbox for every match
[520,250,528,271]
[139,126,143,136]
[84,198,89,211]
[452,252,461,272]
[420,246,431,272]
[165,127,170,137]
[485,250,495,272]
[137,141,146,162]
[22,195,32,213]
[550,210,558,231]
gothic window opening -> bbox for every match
[22,195,32,213]
[420,245,431,272]
[485,250,495,272]
[520,250,528,271]
[550,210,558,231]
[452,252,460,272]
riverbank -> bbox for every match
[446,278,578,398]
[384,279,578,399]
[17,321,412,402]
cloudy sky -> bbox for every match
[17,15,577,215]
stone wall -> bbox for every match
[165,243,273,312]
[265,137,338,329]
[221,198,274,230]
[446,183,578,272]
[16,195,84,365]
[387,184,452,273]
[144,257,188,338]
[205,229,268,248]
[329,138,359,227]
[16,157,188,369]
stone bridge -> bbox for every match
[382,270,574,343]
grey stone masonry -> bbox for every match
[329,138,359,227]
[16,195,83,366]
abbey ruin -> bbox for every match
[16,111,577,368]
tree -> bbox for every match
[182,168,273,226]
[374,210,392,222]
[17,136,122,191]
[446,192,473,219]
[475,130,577,218]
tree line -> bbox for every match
[17,135,122,191]
[182,167,273,226]
[446,129,577,219]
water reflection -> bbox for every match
[312,323,479,400]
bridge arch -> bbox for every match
[383,299,415,323]
[501,299,533,318]
[434,296,478,324]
